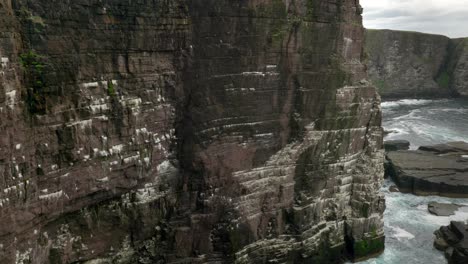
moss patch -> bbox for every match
[20,50,47,114]
[254,0,287,18]
[436,71,450,89]
[373,79,388,92]
[29,15,45,26]
[305,0,314,20]
[352,236,385,260]
[107,81,116,96]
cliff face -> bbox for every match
[0,1,384,263]
[366,29,468,99]
[365,29,455,98]
[448,38,468,96]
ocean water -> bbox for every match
[358,98,468,264]
[358,180,468,264]
[382,98,468,149]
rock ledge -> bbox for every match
[385,142,468,197]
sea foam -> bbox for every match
[381,99,437,109]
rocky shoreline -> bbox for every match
[434,221,468,264]
[383,139,468,264]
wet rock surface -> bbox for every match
[428,202,462,216]
[434,221,468,264]
[389,185,400,193]
[419,142,468,154]
[0,0,384,263]
[384,140,410,151]
[386,142,468,197]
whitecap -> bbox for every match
[381,101,401,109]
[432,108,468,114]
[393,109,423,121]
[389,225,415,241]
[381,99,436,109]
[422,207,468,226]
[416,204,427,211]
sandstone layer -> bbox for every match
[365,29,468,99]
[0,0,384,263]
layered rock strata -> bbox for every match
[0,0,384,263]
[365,29,468,99]
[386,142,468,197]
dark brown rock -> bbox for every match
[0,0,385,263]
[434,237,450,251]
[434,221,468,264]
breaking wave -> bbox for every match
[382,98,468,149]
[357,180,468,264]
[381,99,445,109]
[355,98,468,264]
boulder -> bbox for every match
[434,221,468,264]
[389,185,400,193]
[383,129,398,137]
[428,202,462,216]
[385,142,468,197]
[384,140,410,151]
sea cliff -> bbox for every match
[366,29,468,98]
[0,1,384,263]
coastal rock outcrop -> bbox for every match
[434,221,468,264]
[0,0,384,263]
[386,142,468,197]
[365,29,468,99]
[428,202,463,217]
[384,140,410,152]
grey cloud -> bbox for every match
[361,1,468,38]
[365,9,412,20]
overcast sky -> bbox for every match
[361,0,468,38]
